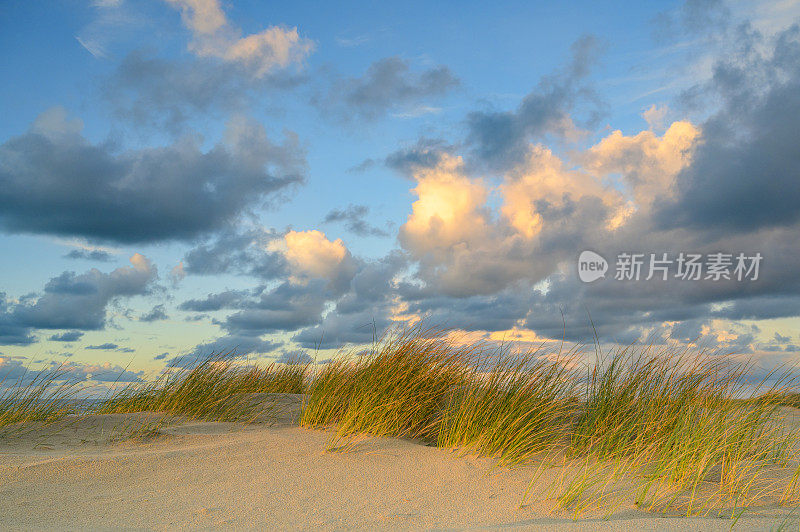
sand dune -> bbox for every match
[0,396,797,531]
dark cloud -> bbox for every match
[105,51,308,132]
[0,256,157,345]
[384,138,453,176]
[140,304,168,322]
[0,109,305,244]
[179,334,283,366]
[9,255,156,332]
[48,330,85,342]
[0,293,35,345]
[182,227,287,278]
[322,204,389,237]
[657,25,800,233]
[63,249,114,262]
[276,349,313,364]
[293,253,406,349]
[178,289,253,312]
[223,281,330,336]
[154,352,168,360]
[315,56,459,121]
[85,343,119,350]
[466,35,604,170]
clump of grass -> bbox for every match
[437,347,579,464]
[95,352,309,422]
[302,325,476,442]
[759,391,800,408]
[302,324,800,517]
[303,324,580,463]
[0,365,81,428]
[547,345,800,516]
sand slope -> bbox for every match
[0,397,797,531]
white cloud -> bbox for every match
[165,0,314,77]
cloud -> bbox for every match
[0,254,157,345]
[580,120,700,209]
[182,334,283,364]
[140,304,168,322]
[656,24,800,233]
[169,262,186,286]
[105,51,308,131]
[465,35,605,170]
[63,249,114,262]
[315,56,459,121]
[48,330,85,342]
[182,226,287,278]
[222,281,330,336]
[85,343,119,350]
[178,289,252,312]
[271,230,358,290]
[0,357,143,384]
[165,0,314,78]
[322,204,389,237]
[0,109,305,243]
[276,349,312,364]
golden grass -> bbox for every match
[300,324,800,517]
[0,364,81,428]
[3,325,798,519]
[93,351,309,421]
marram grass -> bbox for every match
[2,326,798,519]
[94,351,309,421]
[0,364,81,428]
[301,325,800,517]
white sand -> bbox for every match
[0,397,797,530]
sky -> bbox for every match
[1,0,799,384]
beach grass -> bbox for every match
[2,325,798,518]
[0,364,81,428]
[300,324,800,516]
[93,352,309,422]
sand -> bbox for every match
[0,396,797,531]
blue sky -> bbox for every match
[1,0,799,382]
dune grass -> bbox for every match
[301,325,477,441]
[94,352,309,421]
[0,365,81,428]
[2,324,798,518]
[535,346,800,516]
[301,324,800,516]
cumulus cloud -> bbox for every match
[466,35,605,170]
[182,226,287,278]
[140,304,168,322]
[271,230,358,290]
[165,0,313,78]
[315,56,459,121]
[581,120,700,210]
[656,24,800,233]
[48,330,85,342]
[322,204,389,237]
[63,249,114,262]
[0,254,157,345]
[0,109,305,243]
[178,289,252,312]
